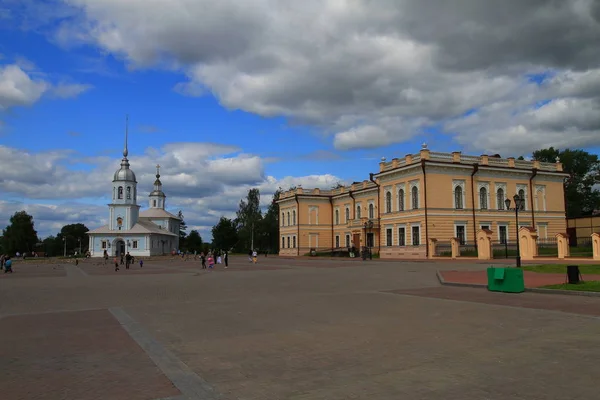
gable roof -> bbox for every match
[139,208,180,219]
[87,220,177,236]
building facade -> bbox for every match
[278,146,568,259]
[567,215,600,246]
[87,134,180,257]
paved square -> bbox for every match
[1,256,599,399]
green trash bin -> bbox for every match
[487,267,525,293]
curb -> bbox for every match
[436,270,600,297]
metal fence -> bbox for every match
[435,241,452,257]
[537,238,558,257]
[492,241,519,259]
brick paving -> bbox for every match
[440,269,600,288]
[0,256,599,399]
[0,309,179,400]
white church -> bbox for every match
[87,131,181,257]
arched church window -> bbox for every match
[127,186,131,199]
[113,187,115,199]
[153,200,157,207]
[117,217,123,228]
[118,186,123,199]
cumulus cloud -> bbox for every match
[0,62,92,110]
[0,143,342,239]
[49,0,600,154]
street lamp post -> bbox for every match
[363,220,374,260]
[62,237,66,257]
[505,194,524,268]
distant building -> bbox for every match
[87,131,180,257]
[567,215,600,246]
[277,145,568,259]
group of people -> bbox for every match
[0,254,13,273]
[199,251,228,269]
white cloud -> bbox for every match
[50,0,600,154]
[0,143,342,240]
[0,62,92,110]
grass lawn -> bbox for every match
[541,281,600,292]
[523,264,600,274]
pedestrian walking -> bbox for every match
[252,250,258,264]
[120,253,124,265]
[4,257,13,273]
[248,250,253,263]
[224,251,228,268]
[139,259,144,268]
[200,253,206,269]
[125,252,132,269]
[207,254,215,269]
[114,256,120,272]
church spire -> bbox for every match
[123,114,129,158]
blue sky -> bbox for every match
[1,0,599,240]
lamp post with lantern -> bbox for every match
[504,194,524,268]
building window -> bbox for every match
[398,189,405,211]
[282,212,285,226]
[345,234,350,247]
[456,225,466,245]
[499,226,508,244]
[386,228,393,246]
[385,192,392,213]
[356,205,361,219]
[335,209,339,225]
[118,186,123,199]
[287,212,290,226]
[113,188,115,199]
[101,241,107,249]
[127,186,131,199]
[481,225,490,231]
[335,236,340,248]
[292,210,296,225]
[518,189,526,210]
[345,207,350,222]
[398,227,406,246]
[287,236,290,248]
[117,217,123,228]
[133,240,138,249]
[497,188,505,210]
[411,226,420,246]
[293,236,296,248]
[366,233,374,247]
[411,186,419,209]
[479,187,488,210]
[368,204,374,219]
[153,199,157,207]
[282,236,285,248]
[454,186,463,209]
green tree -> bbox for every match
[2,211,39,255]
[260,188,283,253]
[186,230,203,251]
[177,210,188,249]
[58,223,89,255]
[532,147,600,217]
[235,188,262,251]
[42,235,62,257]
[211,217,238,251]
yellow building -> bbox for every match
[277,146,569,259]
[567,215,600,246]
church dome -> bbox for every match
[113,148,137,182]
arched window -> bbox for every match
[335,209,339,225]
[398,189,405,211]
[345,207,350,222]
[282,237,285,248]
[292,210,296,225]
[118,186,123,199]
[153,199,157,207]
[113,187,115,199]
[282,212,285,226]
[412,186,419,209]
[126,186,131,199]
[368,204,374,219]
[518,189,526,210]
[287,212,290,226]
[479,187,487,210]
[356,205,361,219]
[497,188,505,210]
[385,192,392,213]
[454,186,463,209]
